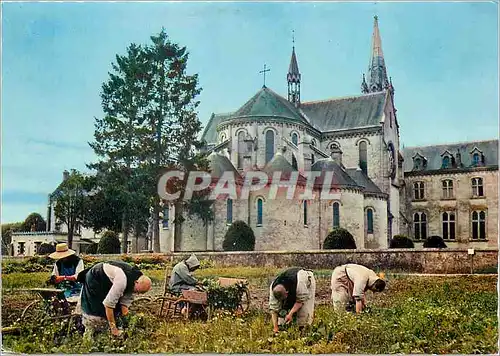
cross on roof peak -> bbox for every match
[259,63,270,87]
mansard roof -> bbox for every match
[300,91,386,132]
[233,86,307,123]
[345,168,385,196]
[402,139,499,173]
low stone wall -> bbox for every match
[3,249,497,274]
[171,249,498,274]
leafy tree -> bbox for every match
[389,234,415,248]
[423,235,447,248]
[22,213,46,232]
[97,231,121,254]
[52,169,88,249]
[1,222,22,255]
[323,228,357,249]
[37,243,56,255]
[89,42,151,253]
[223,221,255,251]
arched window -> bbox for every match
[413,212,427,240]
[413,182,425,200]
[311,139,316,147]
[413,158,421,170]
[333,202,340,228]
[292,154,298,170]
[291,133,298,146]
[257,198,263,226]
[472,153,480,166]
[303,200,308,226]
[311,154,315,165]
[442,156,450,169]
[237,131,245,169]
[472,177,484,197]
[359,141,367,174]
[226,199,233,224]
[366,208,374,234]
[472,211,486,240]
[442,211,456,240]
[265,131,275,164]
[162,205,169,229]
[442,179,454,199]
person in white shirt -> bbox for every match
[330,263,386,313]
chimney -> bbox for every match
[63,170,69,181]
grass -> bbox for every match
[1,268,498,354]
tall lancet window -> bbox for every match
[333,202,340,228]
[359,141,368,174]
[292,154,298,170]
[265,130,275,164]
[257,198,263,226]
[237,131,245,169]
[291,133,298,146]
[226,199,233,224]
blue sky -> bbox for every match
[2,1,498,223]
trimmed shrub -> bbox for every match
[97,231,121,254]
[323,228,356,249]
[37,243,56,255]
[84,243,98,254]
[390,235,415,248]
[423,235,447,248]
[223,221,255,251]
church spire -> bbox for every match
[287,30,301,106]
[363,16,392,94]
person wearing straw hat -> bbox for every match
[330,263,386,314]
[48,243,85,298]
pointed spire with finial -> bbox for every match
[361,74,369,94]
[287,29,301,106]
[362,16,392,94]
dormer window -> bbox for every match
[412,153,426,171]
[470,147,485,167]
[472,153,480,166]
[442,156,450,168]
[440,150,454,169]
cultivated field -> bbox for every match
[1,267,498,354]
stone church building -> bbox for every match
[158,16,498,252]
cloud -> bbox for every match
[25,138,90,151]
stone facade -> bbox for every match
[401,167,498,248]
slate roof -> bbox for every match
[263,152,308,185]
[310,158,361,189]
[208,152,241,181]
[300,91,386,132]
[345,168,385,195]
[233,86,307,124]
[402,139,499,172]
[201,112,233,144]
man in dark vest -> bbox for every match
[269,267,316,333]
[47,243,85,300]
[78,260,151,337]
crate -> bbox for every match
[217,277,247,287]
[181,290,208,304]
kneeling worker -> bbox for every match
[330,263,386,313]
[78,260,152,337]
[269,267,316,333]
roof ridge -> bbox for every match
[301,90,386,105]
[404,138,498,149]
